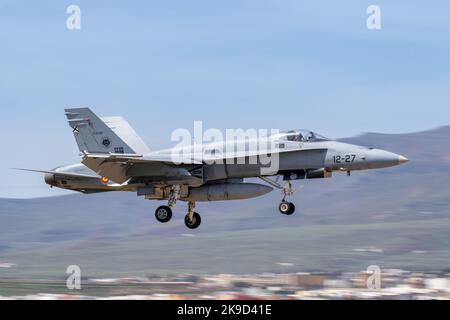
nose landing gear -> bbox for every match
[259,177,299,216]
[279,201,295,215]
[279,181,296,215]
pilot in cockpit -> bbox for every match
[286,131,303,142]
[282,130,328,143]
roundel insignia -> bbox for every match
[100,177,110,185]
[102,137,111,148]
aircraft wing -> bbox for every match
[81,152,202,184]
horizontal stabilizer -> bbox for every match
[14,168,100,179]
[83,152,203,165]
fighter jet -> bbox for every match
[18,108,408,229]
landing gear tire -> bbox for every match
[279,202,295,215]
[155,205,173,223]
[185,212,201,229]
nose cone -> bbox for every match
[398,155,409,164]
[366,149,409,169]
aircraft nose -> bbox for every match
[366,149,408,169]
[398,155,409,164]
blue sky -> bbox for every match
[1,0,450,198]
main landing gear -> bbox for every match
[184,201,201,229]
[154,185,202,229]
[155,205,172,223]
[155,201,202,229]
[155,185,180,223]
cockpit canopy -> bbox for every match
[275,130,329,142]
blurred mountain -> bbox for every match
[1,127,450,277]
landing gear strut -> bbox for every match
[168,185,181,208]
[155,185,180,224]
[184,201,201,229]
[279,181,296,215]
